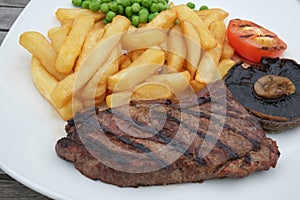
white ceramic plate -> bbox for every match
[1,0,300,199]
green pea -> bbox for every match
[105,11,116,22]
[152,0,158,3]
[139,8,149,15]
[109,2,118,12]
[158,2,165,11]
[141,0,152,8]
[148,12,158,21]
[102,0,111,3]
[100,3,109,13]
[103,18,108,24]
[81,1,90,9]
[186,2,195,9]
[72,0,82,7]
[157,0,165,3]
[116,0,123,4]
[150,3,159,13]
[199,5,209,10]
[125,6,133,17]
[139,13,148,23]
[89,1,101,12]
[120,0,131,7]
[131,15,140,27]
[132,3,141,13]
[117,5,124,15]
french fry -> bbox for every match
[145,71,190,93]
[195,8,229,27]
[167,24,187,72]
[195,44,223,83]
[48,27,60,40]
[146,9,177,29]
[209,20,226,45]
[83,93,106,108]
[30,56,58,101]
[218,59,236,78]
[127,49,145,61]
[190,80,206,93]
[74,23,105,71]
[221,40,235,59]
[56,14,95,74]
[19,31,65,81]
[81,47,120,99]
[119,54,132,70]
[55,8,105,24]
[174,5,217,50]
[51,16,131,108]
[181,20,201,79]
[48,24,71,53]
[30,57,81,120]
[57,99,83,121]
[131,82,174,100]
[107,48,165,92]
[106,91,132,108]
[121,28,166,51]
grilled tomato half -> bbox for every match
[227,19,287,63]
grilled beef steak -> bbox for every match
[56,82,280,187]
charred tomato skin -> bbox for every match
[227,19,287,63]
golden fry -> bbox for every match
[56,14,95,74]
[81,47,120,99]
[195,8,229,27]
[30,57,81,120]
[55,8,105,24]
[174,5,217,50]
[121,28,166,51]
[106,91,132,108]
[119,55,132,70]
[131,82,174,100]
[146,9,177,29]
[30,56,58,101]
[127,49,145,61]
[218,58,236,78]
[181,20,201,79]
[195,44,223,83]
[145,71,190,93]
[75,24,105,71]
[221,40,235,59]
[48,24,71,53]
[19,31,65,81]
[167,24,187,72]
[190,80,206,93]
[107,48,165,92]
[208,20,226,45]
[51,16,131,108]
[57,99,83,121]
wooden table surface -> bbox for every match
[0,0,50,199]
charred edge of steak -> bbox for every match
[55,82,280,187]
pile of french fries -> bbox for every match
[19,3,236,121]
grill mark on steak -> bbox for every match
[56,82,280,187]
[98,122,169,168]
[132,101,244,159]
[178,106,261,149]
[158,111,239,159]
[105,108,207,166]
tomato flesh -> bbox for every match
[227,19,287,63]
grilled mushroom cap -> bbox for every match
[225,57,300,131]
